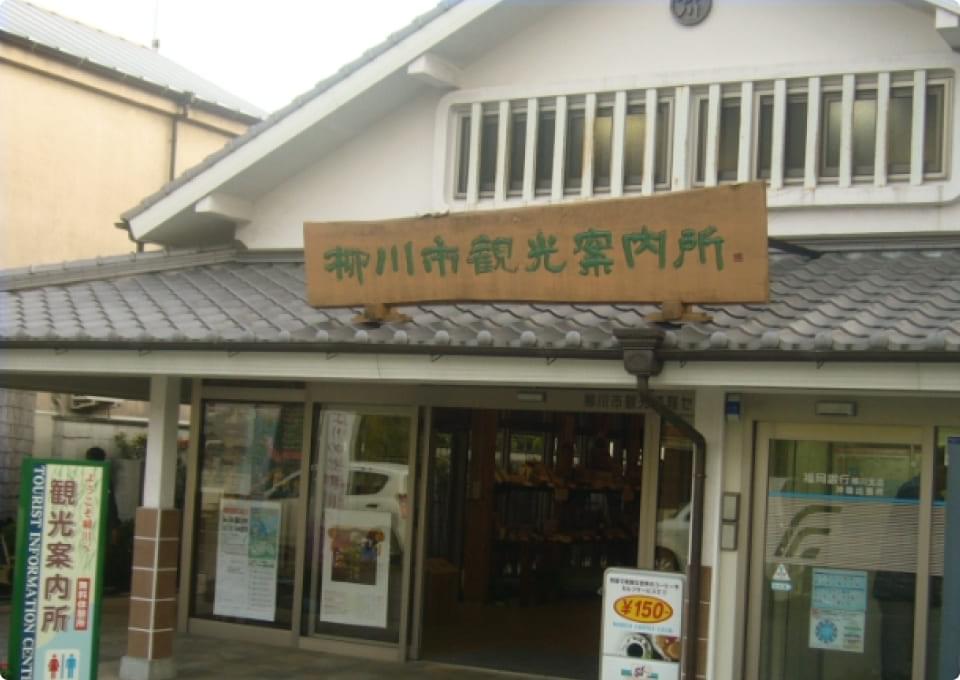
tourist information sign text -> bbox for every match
[304,183,768,306]
[8,459,109,680]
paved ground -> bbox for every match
[0,597,557,679]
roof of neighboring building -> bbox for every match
[0,0,264,120]
[1,246,958,359]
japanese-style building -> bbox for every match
[1,2,959,679]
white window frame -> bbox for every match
[505,100,527,199]
[622,92,674,194]
[592,94,617,196]
[433,58,957,215]
[693,88,742,187]
[753,84,810,187]
[452,107,472,200]
[886,75,951,183]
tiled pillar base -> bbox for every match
[119,507,179,680]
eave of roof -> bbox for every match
[923,0,960,15]
[1,245,958,361]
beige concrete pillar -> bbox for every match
[120,377,180,680]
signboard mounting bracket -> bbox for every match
[352,303,412,326]
[645,301,712,323]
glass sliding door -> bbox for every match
[192,401,304,629]
[749,425,936,680]
[302,407,417,649]
[929,428,959,680]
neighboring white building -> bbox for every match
[1,2,959,680]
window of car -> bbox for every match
[348,470,390,495]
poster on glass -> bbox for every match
[213,498,282,622]
[319,508,392,628]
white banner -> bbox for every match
[319,508,391,629]
[600,568,685,680]
[320,411,358,510]
[213,498,282,622]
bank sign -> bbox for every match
[8,460,108,680]
[304,183,767,306]
[601,568,685,680]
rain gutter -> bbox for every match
[0,340,956,364]
[616,326,707,680]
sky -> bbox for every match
[29,0,439,113]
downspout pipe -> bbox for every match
[169,91,195,182]
[616,327,707,680]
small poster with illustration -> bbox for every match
[319,509,391,628]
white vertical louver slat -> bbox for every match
[466,101,482,205]
[704,83,722,187]
[839,74,856,188]
[611,91,627,197]
[581,93,597,199]
[672,85,691,190]
[804,76,821,190]
[494,100,510,204]
[875,73,891,188]
[643,88,658,195]
[737,81,754,183]
[522,98,538,202]
[911,69,927,186]
[552,95,568,202]
[771,79,787,190]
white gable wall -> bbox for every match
[238,90,442,249]
[236,0,957,251]
[460,0,948,88]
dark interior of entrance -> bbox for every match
[421,407,692,679]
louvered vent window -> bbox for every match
[451,69,949,205]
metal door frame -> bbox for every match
[745,423,934,680]
[300,403,420,661]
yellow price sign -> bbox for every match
[613,595,674,624]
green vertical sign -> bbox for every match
[7,459,109,680]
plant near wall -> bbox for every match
[113,431,147,459]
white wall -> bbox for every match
[234,0,957,250]
[459,0,948,89]
[237,91,442,249]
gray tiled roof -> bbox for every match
[1,247,959,358]
[0,0,263,119]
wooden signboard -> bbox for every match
[304,183,768,307]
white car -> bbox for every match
[263,461,410,551]
[655,502,691,572]
[343,462,410,551]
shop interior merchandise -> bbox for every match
[421,407,691,679]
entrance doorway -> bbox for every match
[419,407,692,678]
[747,424,947,680]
